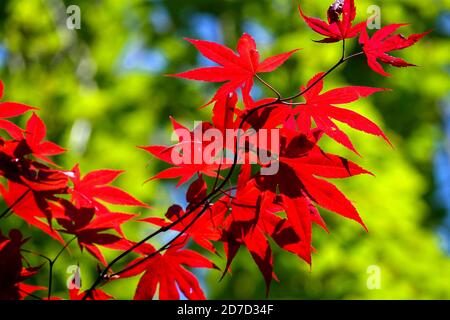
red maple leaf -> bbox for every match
[0,181,65,242]
[0,138,69,192]
[212,92,238,134]
[0,229,45,300]
[141,176,227,253]
[218,164,321,293]
[0,81,37,139]
[140,118,228,186]
[299,0,367,43]
[69,164,148,209]
[251,128,369,264]
[120,238,217,300]
[359,24,430,76]
[24,113,65,165]
[294,73,389,153]
[171,33,298,103]
[53,199,134,265]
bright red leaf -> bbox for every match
[69,164,148,209]
[299,0,367,43]
[0,81,37,139]
[359,24,430,76]
[293,73,389,153]
[140,118,228,186]
[121,239,217,300]
[0,181,65,242]
[172,33,298,103]
[25,113,65,164]
[52,199,134,265]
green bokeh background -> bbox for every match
[1,0,450,299]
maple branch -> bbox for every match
[342,38,346,59]
[82,41,364,300]
[18,288,43,301]
[81,98,285,300]
[112,204,211,277]
[21,249,52,264]
[281,40,363,105]
[255,74,282,100]
[0,189,31,220]
[48,236,76,300]
[212,150,225,191]
[217,188,236,199]
[344,51,364,61]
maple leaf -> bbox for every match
[293,73,389,153]
[69,164,148,209]
[171,33,298,103]
[141,205,223,253]
[0,229,44,300]
[359,24,430,76]
[238,96,288,131]
[252,128,370,262]
[299,0,367,43]
[219,187,278,292]
[0,138,70,192]
[53,199,133,265]
[219,167,315,293]
[140,118,228,186]
[0,81,37,139]
[0,181,65,242]
[141,176,227,253]
[120,238,217,300]
[24,113,65,165]
[212,92,238,134]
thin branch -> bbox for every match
[53,236,76,263]
[112,204,211,277]
[281,40,363,105]
[255,74,282,100]
[342,38,346,59]
[217,189,236,199]
[21,249,52,264]
[18,288,43,300]
[212,150,225,191]
[0,189,31,220]
[48,237,76,300]
[344,51,364,61]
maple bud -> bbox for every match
[327,0,344,23]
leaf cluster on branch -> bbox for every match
[0,0,428,300]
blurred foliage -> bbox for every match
[0,0,449,299]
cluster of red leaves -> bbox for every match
[0,0,427,301]
[140,0,428,297]
[0,83,148,299]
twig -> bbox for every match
[255,74,282,100]
[0,189,31,220]
[48,237,76,300]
